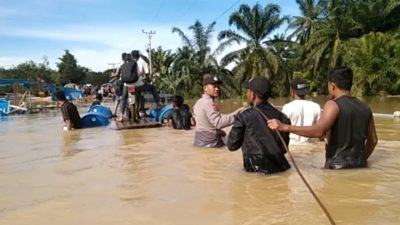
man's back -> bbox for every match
[282,99,321,144]
[169,106,192,130]
[228,102,291,174]
[61,101,82,129]
[327,95,372,169]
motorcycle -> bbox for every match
[110,77,143,123]
[125,84,140,123]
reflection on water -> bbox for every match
[0,99,399,225]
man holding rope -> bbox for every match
[268,66,378,169]
[227,76,291,174]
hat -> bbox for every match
[202,74,223,85]
[290,77,309,96]
[242,76,271,99]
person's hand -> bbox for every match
[267,119,283,131]
[234,106,245,114]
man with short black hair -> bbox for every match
[166,95,195,130]
[268,66,378,169]
[227,76,291,174]
[55,90,82,131]
[193,74,243,147]
[282,77,321,145]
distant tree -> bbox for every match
[0,58,54,82]
[57,50,85,85]
[83,69,112,85]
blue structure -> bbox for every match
[150,105,173,122]
[0,99,9,117]
[88,105,112,119]
[0,79,34,88]
[81,112,109,128]
[0,79,33,116]
[45,83,83,101]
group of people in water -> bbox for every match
[55,52,378,174]
[191,66,377,173]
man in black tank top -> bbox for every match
[268,66,378,169]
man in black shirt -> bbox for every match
[227,76,291,174]
[56,90,82,131]
[166,95,195,130]
[268,66,378,169]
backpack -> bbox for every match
[121,60,139,83]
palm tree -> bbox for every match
[172,20,218,78]
[288,0,324,44]
[344,31,400,96]
[217,3,289,84]
[150,46,175,88]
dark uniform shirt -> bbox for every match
[168,104,192,130]
[61,101,82,129]
[227,102,291,174]
[326,95,372,169]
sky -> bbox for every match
[0,0,300,72]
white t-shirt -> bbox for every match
[134,57,149,86]
[282,99,321,145]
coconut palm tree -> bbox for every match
[217,3,289,84]
[172,20,218,78]
[344,31,400,96]
[288,0,324,44]
[151,47,175,77]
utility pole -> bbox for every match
[107,62,118,71]
[142,29,156,76]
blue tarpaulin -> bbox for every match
[0,79,35,88]
[48,85,83,101]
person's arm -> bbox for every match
[189,112,196,126]
[206,102,240,129]
[365,116,378,159]
[268,100,339,138]
[227,115,245,151]
[65,120,73,130]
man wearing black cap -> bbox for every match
[282,77,321,145]
[193,74,243,147]
[227,76,291,174]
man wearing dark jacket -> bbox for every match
[227,76,291,174]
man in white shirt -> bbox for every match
[282,77,321,145]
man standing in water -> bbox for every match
[55,90,82,131]
[282,77,321,145]
[268,66,378,169]
[193,74,243,148]
[227,76,291,174]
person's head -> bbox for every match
[242,76,271,106]
[131,50,140,60]
[55,90,67,102]
[327,66,353,96]
[202,74,223,98]
[95,93,103,102]
[173,95,184,108]
[125,53,132,62]
[121,52,128,61]
[290,77,309,99]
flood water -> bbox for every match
[0,97,399,225]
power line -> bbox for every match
[213,0,241,22]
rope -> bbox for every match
[254,107,336,225]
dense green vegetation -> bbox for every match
[1,0,399,98]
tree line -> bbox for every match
[1,0,399,98]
